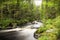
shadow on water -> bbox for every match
[0,31,26,40]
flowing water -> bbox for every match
[0,29,37,40]
[0,21,43,40]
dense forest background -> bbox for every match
[0,0,60,29]
[0,0,41,29]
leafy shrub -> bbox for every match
[35,16,60,40]
[38,36,49,40]
[0,18,15,29]
[52,16,60,39]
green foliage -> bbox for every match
[39,0,60,20]
[38,36,49,40]
[36,0,60,39]
[35,16,60,40]
[38,30,57,40]
[53,16,60,28]
[0,18,14,29]
[0,0,40,29]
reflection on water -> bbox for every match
[0,29,37,40]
